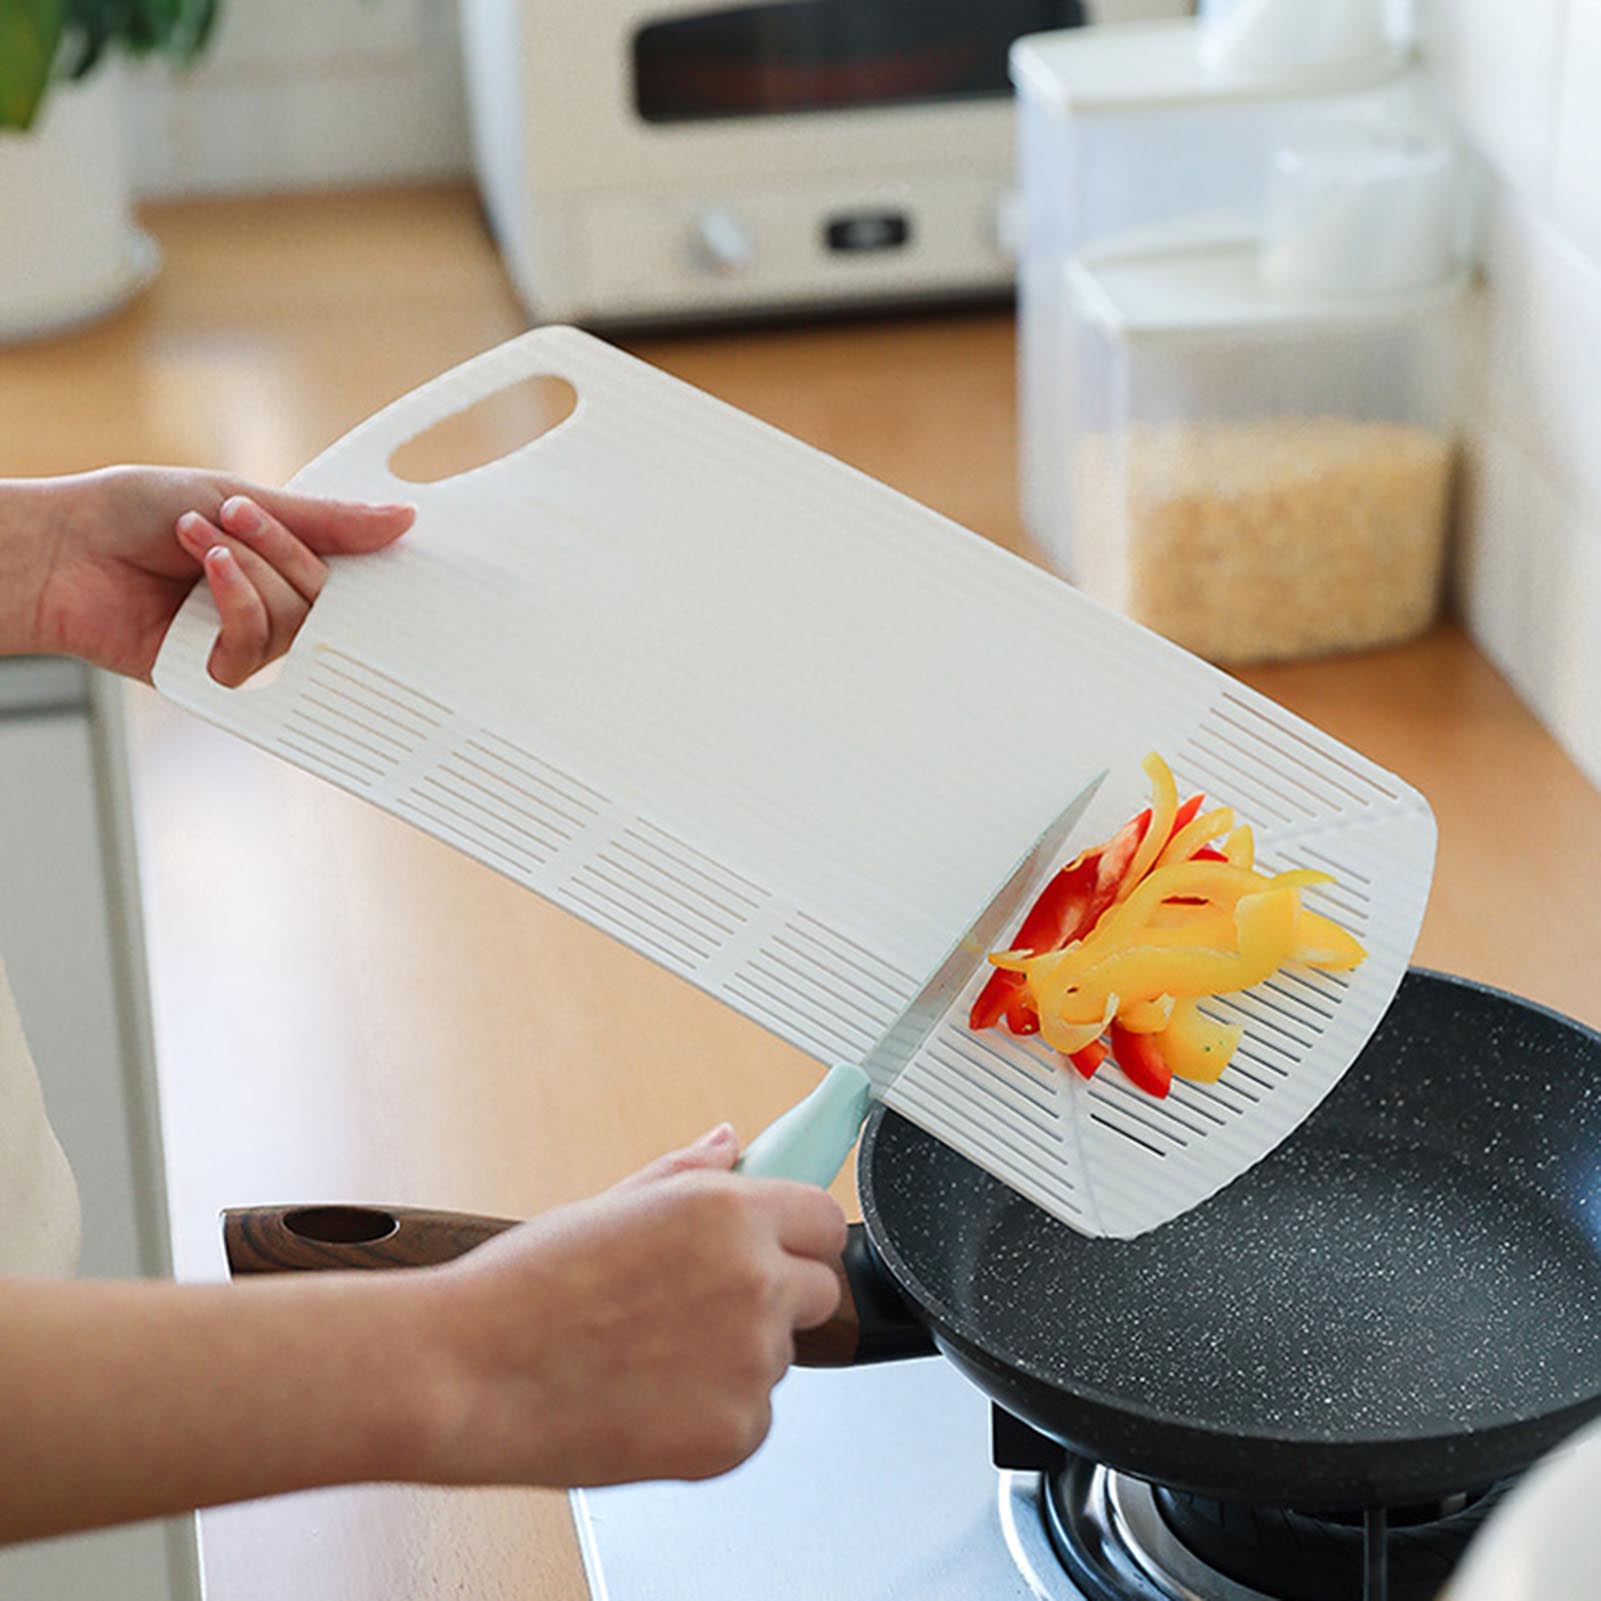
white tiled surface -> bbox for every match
[1438,0,1601,792]
[1455,431,1536,681]
[1524,508,1601,786]
[127,0,469,196]
[1482,195,1601,515]
[1428,0,1566,194]
[1551,0,1601,259]
[1456,431,1601,786]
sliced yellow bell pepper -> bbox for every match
[1038,888,1302,1026]
[1104,862,1327,947]
[1155,807,1235,872]
[1038,993,1119,1056]
[967,750,1370,1099]
[1141,910,1242,953]
[1115,752,1178,903]
[1292,907,1368,971]
[996,863,1230,978]
[998,862,1330,988]
[988,915,1233,977]
[1119,994,1176,1034]
[1146,903,1236,937]
[1156,999,1245,1083]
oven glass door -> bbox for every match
[633,1,1089,123]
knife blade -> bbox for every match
[736,768,1110,1186]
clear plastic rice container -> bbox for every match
[1065,237,1466,666]
[1010,20,1423,566]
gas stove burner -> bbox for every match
[998,1461,1511,1601]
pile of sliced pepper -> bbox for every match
[969,753,1366,1099]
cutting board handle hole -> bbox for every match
[282,1206,400,1245]
[386,375,579,484]
[230,653,289,695]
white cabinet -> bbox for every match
[0,665,197,1600]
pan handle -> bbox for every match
[794,1223,935,1368]
[223,1204,516,1274]
[223,1208,936,1368]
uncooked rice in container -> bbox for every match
[1075,417,1455,665]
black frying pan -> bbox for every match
[225,971,1601,1511]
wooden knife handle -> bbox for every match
[223,1204,517,1275]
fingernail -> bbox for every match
[176,512,205,542]
[381,501,417,518]
[221,496,262,536]
[696,1122,737,1151]
[205,545,233,572]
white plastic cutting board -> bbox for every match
[154,327,1435,1238]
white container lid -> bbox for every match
[1068,234,1469,339]
[1009,19,1413,117]
[1260,123,1462,297]
[1201,0,1396,86]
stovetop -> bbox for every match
[575,1357,1038,1600]
[573,1358,1493,1600]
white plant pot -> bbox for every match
[0,68,159,343]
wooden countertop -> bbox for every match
[7,186,1600,1599]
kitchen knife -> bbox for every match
[222,772,1107,1279]
[734,770,1107,1188]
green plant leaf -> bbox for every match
[7,0,315,124]
[58,0,116,78]
[132,0,181,50]
[181,0,220,59]
[0,0,66,129]
[55,0,223,80]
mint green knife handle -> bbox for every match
[735,1062,873,1187]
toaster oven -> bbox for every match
[460,0,1191,325]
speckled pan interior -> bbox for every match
[862,971,1601,1449]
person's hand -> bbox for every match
[0,1127,847,1539]
[417,1124,848,1488]
[22,465,413,685]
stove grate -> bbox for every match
[1032,1455,1512,1601]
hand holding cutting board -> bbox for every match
[11,464,412,683]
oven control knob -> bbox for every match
[689,209,754,275]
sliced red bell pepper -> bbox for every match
[969,795,1206,1038]
[1089,794,1201,912]
[1010,851,1103,954]
[1069,1040,1109,1080]
[1091,811,1148,904]
[970,852,1101,1031]
[969,971,1021,1032]
[1167,794,1204,846]
[1108,1022,1174,1099]
[1003,986,1041,1036]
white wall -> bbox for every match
[127,0,471,195]
[1429,0,1601,788]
